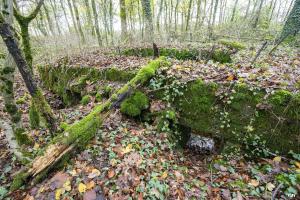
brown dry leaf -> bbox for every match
[86,181,95,190]
[108,169,115,179]
[176,188,185,199]
[24,194,34,200]
[88,168,100,179]
[249,179,259,187]
[137,192,143,200]
[226,74,235,81]
[174,171,184,182]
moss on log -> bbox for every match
[11,57,170,191]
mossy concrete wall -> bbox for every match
[38,65,135,106]
[155,80,299,153]
[39,65,299,153]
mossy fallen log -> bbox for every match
[10,57,170,191]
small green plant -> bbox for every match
[219,39,246,50]
[95,92,102,102]
[120,91,149,117]
[80,95,91,105]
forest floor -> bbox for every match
[0,46,300,200]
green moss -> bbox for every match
[173,80,218,134]
[219,39,246,50]
[59,122,69,131]
[16,96,26,104]
[29,101,40,129]
[95,92,102,102]
[10,172,29,191]
[81,95,91,105]
[120,91,149,117]
[211,50,232,63]
[15,128,33,146]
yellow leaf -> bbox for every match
[273,156,281,162]
[122,144,133,154]
[249,179,259,187]
[63,180,71,192]
[110,159,117,167]
[78,183,87,193]
[295,161,300,169]
[86,181,95,190]
[33,143,40,150]
[161,171,168,179]
[70,169,77,176]
[227,74,235,81]
[55,189,62,200]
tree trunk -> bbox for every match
[0,13,57,133]
[43,4,55,35]
[60,0,72,33]
[67,0,79,34]
[120,0,128,40]
[230,0,239,22]
[185,0,193,32]
[49,0,62,35]
[252,0,265,28]
[0,0,26,160]
[72,0,85,44]
[91,0,102,46]
[141,0,154,42]
[9,57,170,191]
[84,0,94,35]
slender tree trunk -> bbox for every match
[157,0,164,32]
[269,0,277,22]
[231,0,239,22]
[245,0,251,19]
[91,0,102,46]
[84,0,94,35]
[43,4,54,35]
[67,0,79,34]
[174,0,180,33]
[209,0,219,38]
[0,14,57,133]
[72,0,85,43]
[49,0,62,35]
[120,0,128,40]
[141,0,154,42]
[185,0,193,31]
[252,0,264,28]
[60,0,72,33]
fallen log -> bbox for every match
[10,57,170,191]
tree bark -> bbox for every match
[252,0,265,28]
[91,0,102,46]
[141,0,154,42]
[120,0,128,40]
[0,13,57,133]
[230,0,239,22]
[72,0,85,44]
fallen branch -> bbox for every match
[10,57,170,191]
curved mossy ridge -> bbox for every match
[121,45,244,63]
[37,64,136,106]
[151,80,300,153]
[11,57,171,191]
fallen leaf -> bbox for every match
[78,183,87,193]
[88,168,100,179]
[108,169,115,179]
[266,182,275,191]
[55,189,62,200]
[236,191,243,200]
[249,179,259,187]
[161,171,168,179]
[63,180,71,192]
[227,74,235,81]
[295,161,300,169]
[122,144,133,154]
[273,156,281,162]
[86,181,95,190]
